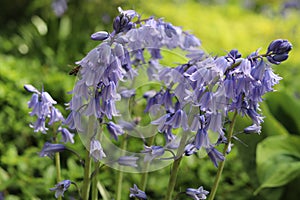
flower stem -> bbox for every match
[81,116,95,200]
[116,134,128,200]
[55,152,62,200]
[140,135,155,191]
[164,131,189,200]
[91,127,103,200]
[53,128,62,200]
[91,161,100,200]
[208,110,238,200]
[82,148,92,200]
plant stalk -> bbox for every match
[116,134,128,200]
[164,131,189,200]
[208,110,238,200]
[140,135,155,191]
[81,116,95,200]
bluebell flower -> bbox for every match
[227,49,242,61]
[90,31,109,41]
[90,139,106,161]
[141,145,165,162]
[129,184,147,200]
[246,108,264,125]
[266,39,292,64]
[183,33,201,48]
[48,107,64,125]
[112,8,136,34]
[164,23,177,38]
[244,124,261,134]
[106,121,124,141]
[166,109,189,131]
[39,142,66,158]
[118,156,139,167]
[30,116,48,134]
[186,186,209,200]
[24,84,40,93]
[149,48,162,59]
[195,129,210,150]
[206,147,224,168]
[120,88,136,98]
[184,143,197,156]
[49,180,71,198]
[159,89,174,112]
[25,84,64,133]
[57,126,74,143]
[251,59,266,81]
[262,67,282,92]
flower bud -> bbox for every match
[266,39,292,64]
[90,31,109,41]
[267,39,292,55]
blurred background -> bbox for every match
[1,0,300,199]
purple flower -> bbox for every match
[184,143,197,156]
[166,109,189,130]
[141,145,165,162]
[39,142,66,158]
[90,139,106,161]
[186,186,209,200]
[25,84,64,133]
[267,39,292,55]
[195,129,210,150]
[49,180,71,198]
[90,31,109,41]
[118,156,139,167]
[206,147,224,168]
[48,107,64,125]
[57,126,74,143]
[244,124,261,134]
[129,184,147,200]
[266,39,292,64]
[106,121,124,141]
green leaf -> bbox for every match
[265,91,300,134]
[255,135,300,195]
[260,102,289,136]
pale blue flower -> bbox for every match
[90,139,106,161]
[57,127,74,143]
[118,156,139,167]
[106,121,124,141]
[206,147,224,168]
[39,142,66,158]
[141,145,165,162]
[129,184,147,200]
[50,180,71,198]
[186,186,209,200]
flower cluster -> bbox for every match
[64,7,291,196]
[64,7,202,163]
[25,7,292,200]
[25,84,74,143]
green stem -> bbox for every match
[116,134,128,200]
[55,152,61,182]
[81,116,95,200]
[55,152,62,200]
[140,135,155,191]
[164,131,189,200]
[91,161,100,200]
[91,126,103,200]
[53,128,62,200]
[82,148,92,200]
[208,110,238,200]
